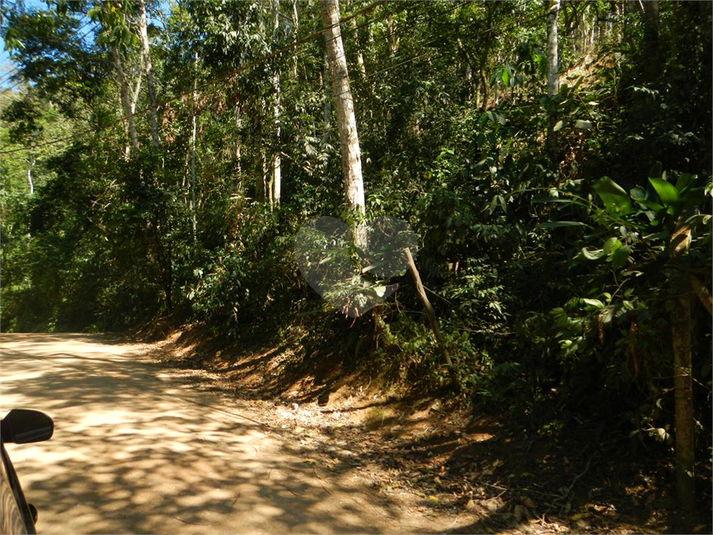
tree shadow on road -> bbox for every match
[0,333,427,534]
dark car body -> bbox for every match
[0,410,54,535]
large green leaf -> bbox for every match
[594,177,631,215]
[611,245,632,268]
[675,173,697,194]
[649,177,680,206]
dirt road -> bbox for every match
[0,333,475,534]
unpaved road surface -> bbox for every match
[0,333,476,534]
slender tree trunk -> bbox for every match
[291,0,299,78]
[670,227,695,527]
[547,1,560,97]
[350,18,367,80]
[258,148,268,202]
[641,0,660,82]
[130,67,142,118]
[479,67,489,110]
[546,0,560,162]
[112,46,139,157]
[344,0,366,79]
[233,101,242,194]
[670,291,694,526]
[384,15,398,57]
[190,51,198,246]
[138,0,159,148]
[271,0,282,209]
[320,0,366,249]
[321,55,332,146]
[26,155,34,195]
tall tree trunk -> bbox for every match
[190,51,198,246]
[384,15,398,57]
[291,0,299,78]
[350,19,367,80]
[546,0,560,96]
[670,291,694,527]
[233,101,242,194]
[258,147,268,202]
[546,0,560,163]
[26,154,34,195]
[138,0,159,148]
[670,226,695,527]
[112,46,139,157]
[320,0,366,249]
[271,0,282,210]
[478,67,489,110]
[321,55,332,146]
[641,0,660,82]
[345,0,366,79]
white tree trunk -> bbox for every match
[138,0,159,148]
[321,54,332,146]
[349,15,367,80]
[271,0,281,209]
[112,46,139,157]
[320,0,366,248]
[546,0,560,161]
[234,102,242,193]
[190,51,198,245]
[291,0,299,78]
[26,156,34,195]
[546,0,560,97]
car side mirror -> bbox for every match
[1,409,54,444]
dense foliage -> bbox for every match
[1,0,710,472]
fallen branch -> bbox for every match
[403,247,451,367]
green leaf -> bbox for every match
[630,186,648,202]
[581,247,605,260]
[675,173,697,194]
[553,120,564,132]
[594,177,632,215]
[574,119,592,130]
[611,245,632,268]
[649,177,680,206]
[582,298,604,308]
[681,187,706,208]
[638,200,664,212]
[603,237,622,255]
[501,66,511,87]
[536,221,588,229]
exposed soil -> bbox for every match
[146,325,713,534]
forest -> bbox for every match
[1,0,711,532]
